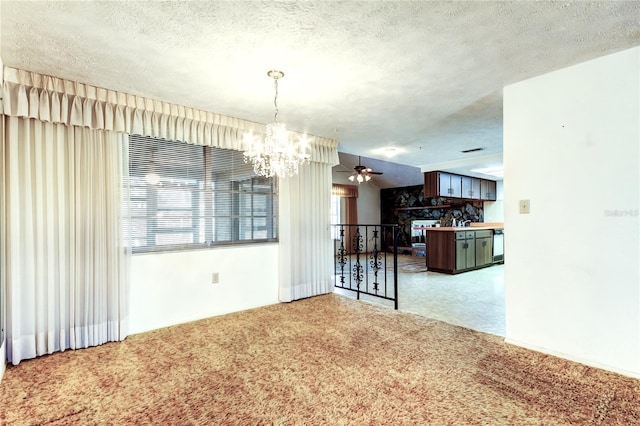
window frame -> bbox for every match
[126,135,278,254]
[330,194,341,240]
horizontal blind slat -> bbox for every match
[126,135,278,252]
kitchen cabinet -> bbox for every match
[425,172,462,198]
[480,180,497,201]
[425,230,455,273]
[425,171,497,201]
[440,173,462,198]
[474,230,493,267]
[426,227,498,274]
[461,176,481,199]
[455,231,476,271]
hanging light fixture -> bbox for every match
[243,70,310,178]
[348,172,372,183]
[342,156,382,184]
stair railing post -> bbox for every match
[394,225,399,310]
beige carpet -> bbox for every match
[1,294,639,425]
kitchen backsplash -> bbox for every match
[380,184,484,248]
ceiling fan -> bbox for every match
[338,156,383,184]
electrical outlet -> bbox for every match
[211,272,219,284]
[519,199,530,214]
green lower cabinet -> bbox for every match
[455,231,476,272]
[474,230,493,267]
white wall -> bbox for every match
[1,53,6,382]
[503,47,640,377]
[357,182,381,224]
[129,244,279,335]
[332,170,381,224]
[483,180,504,222]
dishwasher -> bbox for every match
[492,229,504,263]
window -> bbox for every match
[127,135,278,252]
[330,194,341,240]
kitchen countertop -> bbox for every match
[422,227,497,232]
[470,222,504,228]
[414,223,504,232]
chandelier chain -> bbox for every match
[273,78,279,123]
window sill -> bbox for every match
[131,239,279,255]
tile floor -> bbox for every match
[334,255,505,336]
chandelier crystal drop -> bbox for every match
[243,70,310,178]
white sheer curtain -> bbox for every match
[278,161,335,302]
[2,64,340,333]
[2,116,129,365]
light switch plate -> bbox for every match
[519,199,530,214]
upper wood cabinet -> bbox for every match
[439,172,462,198]
[425,171,497,201]
[461,176,481,199]
[425,171,460,198]
[480,179,497,201]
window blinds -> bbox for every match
[127,135,278,252]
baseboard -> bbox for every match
[505,337,640,379]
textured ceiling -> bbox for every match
[2,1,639,187]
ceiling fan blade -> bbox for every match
[369,171,384,175]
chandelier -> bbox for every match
[243,70,310,178]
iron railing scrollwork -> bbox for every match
[352,227,364,288]
[369,228,382,291]
[332,224,399,309]
[336,227,348,285]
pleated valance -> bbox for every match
[2,66,339,165]
[332,184,359,198]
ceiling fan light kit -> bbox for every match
[342,156,382,184]
[243,70,310,178]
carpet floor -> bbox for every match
[1,294,639,425]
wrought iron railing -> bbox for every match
[332,224,399,309]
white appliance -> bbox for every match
[411,220,439,240]
[410,220,438,257]
[493,229,504,263]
